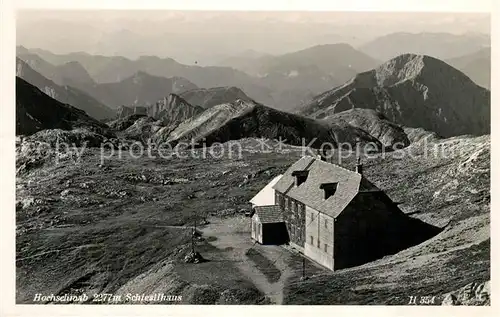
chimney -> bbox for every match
[292,170,309,186]
[319,182,338,199]
[316,148,327,161]
[356,156,363,175]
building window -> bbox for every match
[324,243,328,253]
[325,219,328,228]
[317,238,320,248]
[310,236,313,245]
[311,212,315,222]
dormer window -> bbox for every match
[292,170,309,186]
[320,182,338,199]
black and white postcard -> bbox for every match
[1,0,495,315]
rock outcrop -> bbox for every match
[163,99,383,149]
[323,108,410,148]
[180,86,253,109]
[441,281,490,305]
[115,105,148,119]
[147,94,204,123]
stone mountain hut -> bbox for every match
[250,155,442,270]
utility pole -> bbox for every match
[302,257,305,279]
[191,212,197,253]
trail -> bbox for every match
[200,216,293,304]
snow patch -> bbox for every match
[43,87,57,99]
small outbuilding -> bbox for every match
[251,205,288,245]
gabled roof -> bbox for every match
[254,205,284,223]
[273,156,381,218]
[250,175,283,206]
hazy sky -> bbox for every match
[16,11,490,64]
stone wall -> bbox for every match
[276,190,306,247]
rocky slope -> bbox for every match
[163,99,383,149]
[107,114,148,132]
[147,94,204,124]
[15,133,489,304]
[299,54,490,138]
[108,95,204,142]
[359,32,490,61]
[16,76,114,137]
[115,105,148,119]
[284,133,490,304]
[323,108,410,148]
[403,127,439,144]
[16,58,115,120]
[180,87,253,109]
[121,117,166,142]
[446,47,490,89]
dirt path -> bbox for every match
[200,216,293,304]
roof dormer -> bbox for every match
[320,182,338,200]
[291,170,309,187]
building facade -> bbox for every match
[272,155,441,271]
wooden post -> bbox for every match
[302,257,305,279]
[191,213,197,253]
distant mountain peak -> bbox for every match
[299,53,490,138]
[371,53,426,86]
[164,93,190,107]
[180,86,253,109]
[146,93,203,123]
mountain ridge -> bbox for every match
[299,53,490,138]
[16,58,115,120]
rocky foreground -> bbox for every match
[15,131,490,304]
